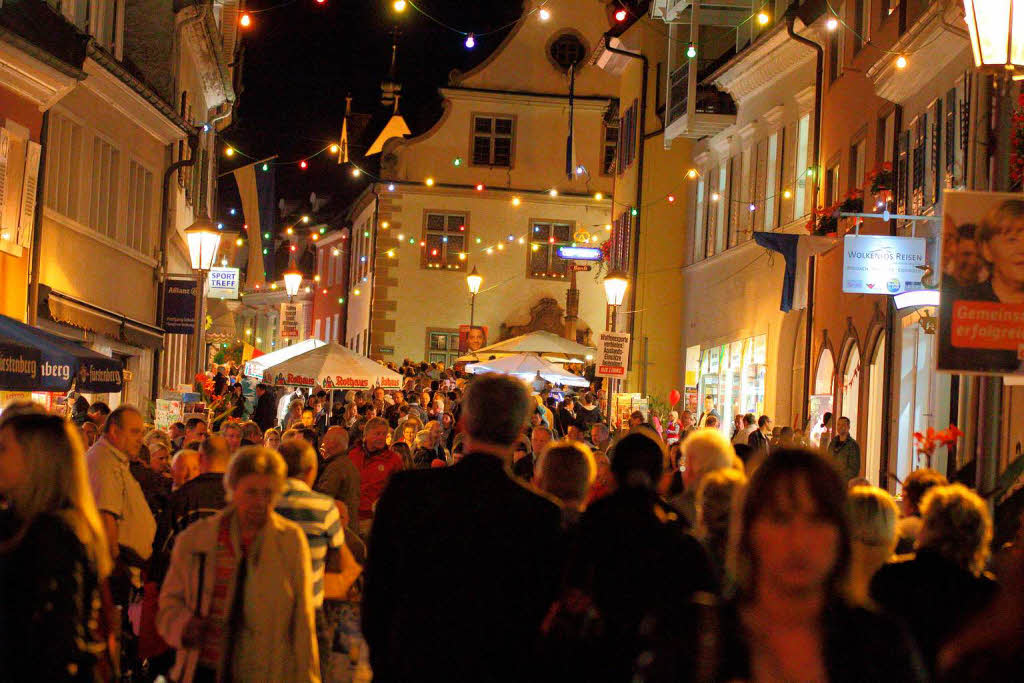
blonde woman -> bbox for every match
[845,485,899,605]
[695,467,746,587]
[871,483,997,674]
[283,399,305,431]
[0,412,115,680]
[158,446,319,682]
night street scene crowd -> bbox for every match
[2,360,1023,683]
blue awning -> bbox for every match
[0,314,123,393]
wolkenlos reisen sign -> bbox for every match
[841,234,927,296]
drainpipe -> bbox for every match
[786,11,823,427]
[27,111,50,326]
[152,134,199,402]
[603,32,648,387]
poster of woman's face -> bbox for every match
[938,191,1024,374]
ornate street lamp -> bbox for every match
[603,269,629,310]
[466,266,482,327]
[184,214,221,271]
[283,265,304,300]
[184,215,221,375]
[963,1,1024,76]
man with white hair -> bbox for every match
[678,427,735,527]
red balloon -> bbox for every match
[668,389,681,407]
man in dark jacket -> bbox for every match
[363,373,563,682]
[251,383,278,434]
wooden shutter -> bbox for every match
[17,141,41,248]
[753,138,768,240]
[0,129,9,238]
[781,122,796,225]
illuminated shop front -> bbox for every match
[696,334,767,430]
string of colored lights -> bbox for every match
[400,0,549,39]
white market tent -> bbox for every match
[456,330,595,363]
[243,338,326,380]
[260,341,404,391]
[467,353,590,388]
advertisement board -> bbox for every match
[207,267,240,300]
[279,302,304,339]
[556,245,604,261]
[841,234,927,295]
[595,331,631,378]
[458,325,488,354]
[161,278,197,334]
[938,190,1024,374]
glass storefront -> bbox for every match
[697,334,767,432]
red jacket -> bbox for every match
[349,444,404,520]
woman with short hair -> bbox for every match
[871,483,997,674]
[0,412,116,680]
[157,446,319,682]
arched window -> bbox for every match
[840,344,861,441]
[814,348,834,395]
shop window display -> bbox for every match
[696,335,767,435]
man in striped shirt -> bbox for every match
[275,439,353,681]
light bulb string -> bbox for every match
[402,0,551,39]
[822,0,947,58]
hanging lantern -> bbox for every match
[964,1,1024,75]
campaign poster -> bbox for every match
[938,190,1024,375]
[458,325,488,354]
[162,278,198,334]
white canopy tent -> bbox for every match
[467,353,590,388]
[260,341,404,391]
[457,330,595,363]
[243,338,326,380]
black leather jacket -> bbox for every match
[0,510,107,682]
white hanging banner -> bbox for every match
[596,331,631,378]
[841,234,927,295]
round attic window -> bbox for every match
[550,33,586,71]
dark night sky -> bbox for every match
[218,0,524,216]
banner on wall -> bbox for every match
[458,325,488,354]
[938,190,1024,375]
[841,234,927,295]
[161,278,197,334]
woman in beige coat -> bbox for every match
[158,446,319,682]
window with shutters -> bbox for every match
[828,3,845,83]
[528,220,573,279]
[764,132,779,230]
[928,99,941,206]
[422,211,468,271]
[911,115,926,213]
[471,115,514,167]
[824,160,840,208]
[945,89,957,188]
[714,165,728,257]
[44,113,84,222]
[896,129,910,216]
[126,160,154,255]
[704,165,720,260]
[0,130,10,241]
[601,122,618,175]
[617,100,638,173]
[691,176,705,264]
[794,114,811,217]
[849,136,867,193]
[854,0,870,52]
[90,136,120,241]
[731,152,747,248]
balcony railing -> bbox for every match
[666,64,737,139]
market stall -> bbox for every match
[260,342,404,390]
[467,353,590,388]
[456,330,595,364]
[242,337,325,380]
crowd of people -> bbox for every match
[1,358,1022,682]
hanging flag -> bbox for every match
[339,95,351,164]
[752,232,835,312]
[565,63,577,180]
[366,96,411,156]
[232,158,277,287]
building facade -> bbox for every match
[22,0,236,408]
[346,0,618,365]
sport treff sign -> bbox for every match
[596,331,631,378]
[207,267,240,299]
[841,234,927,295]
[556,246,604,261]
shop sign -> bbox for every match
[569,264,592,272]
[937,190,1024,374]
[596,331,631,378]
[556,246,604,261]
[279,302,304,339]
[0,342,41,390]
[842,234,927,295]
[161,278,197,334]
[207,267,240,299]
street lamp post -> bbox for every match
[283,264,304,301]
[466,266,482,328]
[602,269,628,425]
[184,215,221,376]
[962,2,1022,494]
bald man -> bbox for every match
[163,435,231,541]
[170,449,200,491]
